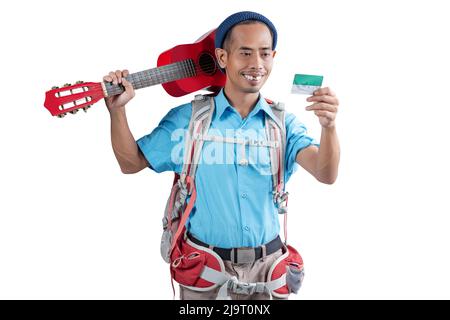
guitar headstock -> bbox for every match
[44,81,105,117]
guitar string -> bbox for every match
[55,61,202,109]
[130,59,217,81]
[105,59,219,95]
[56,59,220,102]
[105,59,217,85]
[107,63,216,92]
[133,60,217,82]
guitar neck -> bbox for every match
[103,59,196,96]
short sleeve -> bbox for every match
[136,103,191,173]
[284,112,320,182]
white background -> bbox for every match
[0,0,449,299]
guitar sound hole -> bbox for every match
[198,52,216,76]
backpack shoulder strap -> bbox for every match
[168,94,215,258]
[264,100,289,215]
[179,94,215,191]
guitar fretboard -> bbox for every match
[104,59,196,96]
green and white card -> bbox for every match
[291,74,323,95]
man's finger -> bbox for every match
[306,103,338,113]
[122,79,135,97]
[313,87,336,97]
[307,94,339,105]
[109,71,118,84]
[314,110,335,120]
[122,78,132,89]
[115,70,123,84]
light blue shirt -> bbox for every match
[137,89,319,248]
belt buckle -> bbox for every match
[233,247,256,264]
[232,281,255,295]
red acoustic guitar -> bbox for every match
[44,30,226,117]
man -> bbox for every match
[103,11,340,300]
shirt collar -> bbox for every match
[213,88,278,123]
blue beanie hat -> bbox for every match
[215,11,278,50]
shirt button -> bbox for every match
[239,159,248,166]
[244,226,250,231]
[241,193,248,199]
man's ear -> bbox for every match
[272,50,277,58]
[215,48,228,69]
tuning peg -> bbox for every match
[70,109,79,114]
[75,80,84,84]
[51,86,59,90]
[64,83,72,87]
[82,105,91,112]
[57,113,67,118]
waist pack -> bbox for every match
[159,94,304,299]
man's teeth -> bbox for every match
[243,74,262,81]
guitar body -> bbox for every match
[157,30,225,97]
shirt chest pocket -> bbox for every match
[247,144,275,177]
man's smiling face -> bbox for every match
[216,22,276,94]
